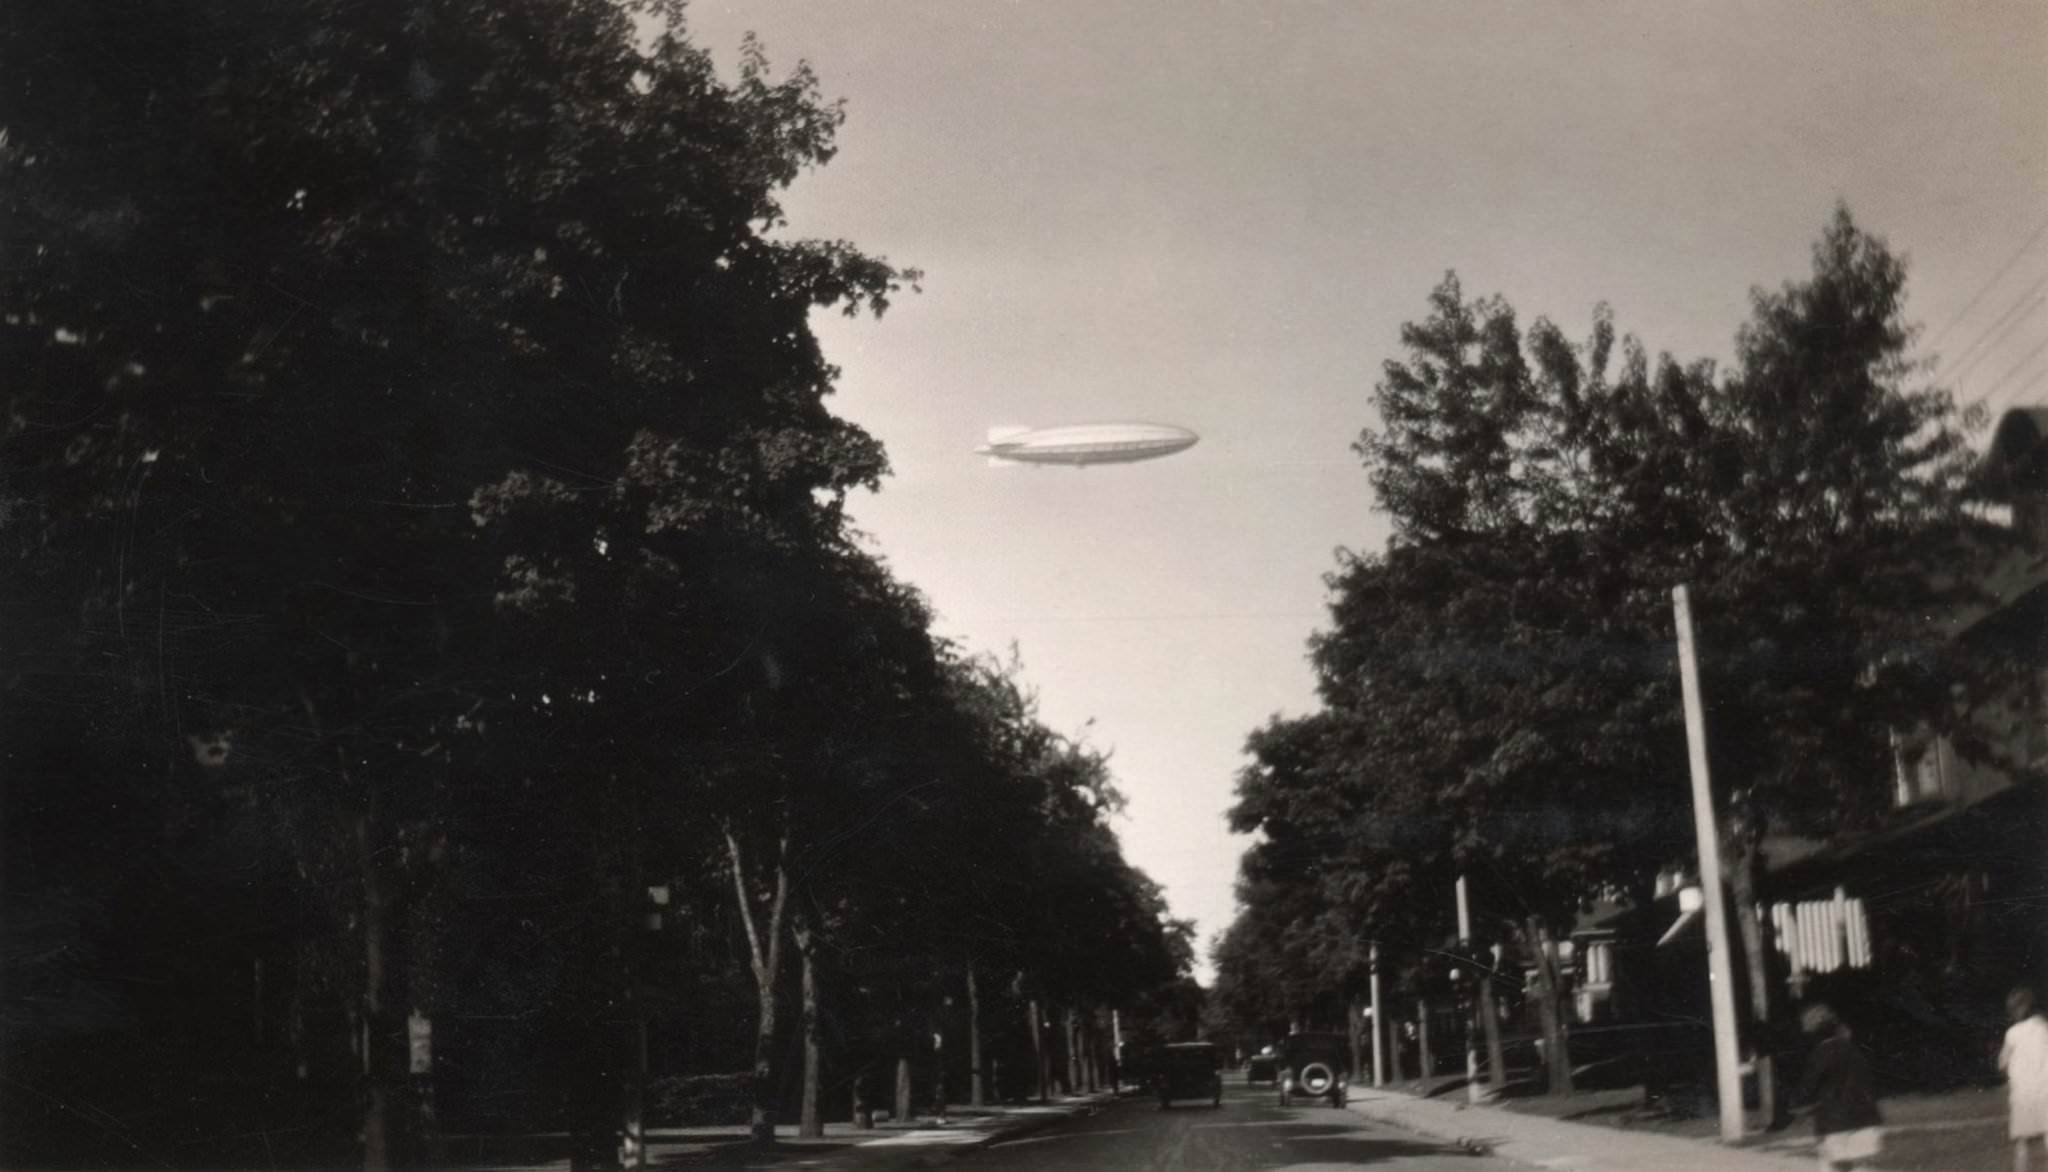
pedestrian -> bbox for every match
[1796,1003,1883,1171]
[2002,987,2048,1172]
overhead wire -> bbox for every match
[1942,271,2047,385]
[1926,212,2048,354]
[1980,334,2048,408]
[1996,367,2048,407]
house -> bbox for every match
[1569,406,2048,1088]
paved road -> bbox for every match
[961,1079,1522,1172]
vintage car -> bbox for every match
[1276,1032,1351,1108]
[1152,1041,1224,1109]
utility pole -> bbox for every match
[1458,878,1479,1102]
[1368,942,1385,1087]
[1673,585,1746,1143]
[1457,877,1504,1103]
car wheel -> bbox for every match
[1298,1062,1334,1097]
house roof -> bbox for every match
[1920,405,2048,640]
[1570,778,2045,945]
[1762,776,2045,901]
[1973,407,2048,502]
[1577,410,2048,947]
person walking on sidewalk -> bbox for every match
[2001,987,2048,1172]
[1797,1003,1883,1172]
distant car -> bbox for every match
[1244,1051,1279,1085]
[1276,1032,1351,1108]
[1152,1042,1224,1109]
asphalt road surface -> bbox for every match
[963,1078,1520,1172]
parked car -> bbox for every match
[1276,1032,1351,1108]
[1244,1048,1279,1085]
[1152,1042,1224,1109]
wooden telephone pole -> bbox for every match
[1673,585,1746,1143]
[1368,942,1385,1087]
[1456,877,1505,1103]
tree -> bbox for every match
[1223,205,2002,1106]
[3,2,913,1165]
[1664,208,1992,1114]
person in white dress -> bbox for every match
[2003,987,2048,1172]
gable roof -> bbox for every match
[1973,406,2048,503]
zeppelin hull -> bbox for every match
[977,422,1199,467]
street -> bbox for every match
[956,1080,1514,1172]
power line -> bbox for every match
[1927,213,2048,353]
[1942,270,2047,382]
[1984,364,2048,416]
[1980,334,2048,407]
[1952,300,2046,391]
[1992,367,2048,410]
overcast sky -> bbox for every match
[674,1,2048,980]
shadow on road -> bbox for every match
[652,1138,865,1168]
[1200,1093,1480,1166]
[1253,1124,1468,1165]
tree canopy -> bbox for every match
[2,5,1189,1167]
[1216,207,2009,1056]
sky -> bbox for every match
[672,1,2048,981]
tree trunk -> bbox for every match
[1073,1008,1089,1090]
[1082,1013,1096,1093]
[1026,998,1048,1103]
[724,828,790,1146]
[1418,999,1433,1081]
[625,1014,647,1170]
[931,1011,947,1121]
[852,1066,873,1129]
[1089,1012,1105,1098]
[1075,1015,1087,1093]
[1478,972,1506,1096]
[795,918,822,1139]
[893,1054,912,1123]
[358,804,394,1172]
[1388,1004,1406,1084]
[1728,842,1780,1126]
[1346,995,1365,1085]
[1526,917,1572,1098]
[966,963,985,1107]
[749,980,779,1142]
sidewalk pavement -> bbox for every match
[442,1091,1122,1172]
[1344,1085,1815,1171]
[1346,1082,2012,1172]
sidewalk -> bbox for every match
[1346,1081,2012,1172]
[1344,1085,1813,1171]
[441,1091,1121,1172]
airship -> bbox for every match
[976,421,1200,467]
